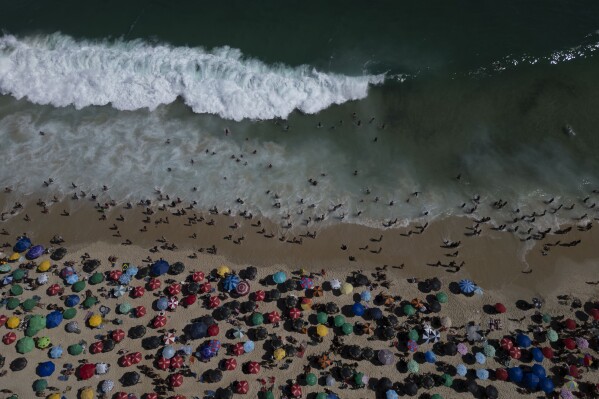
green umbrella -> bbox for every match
[431,395,443,399]
[408,329,419,341]
[68,343,83,356]
[354,372,365,386]
[305,372,317,386]
[252,312,264,326]
[37,336,51,349]
[547,329,558,342]
[483,344,496,357]
[12,269,26,281]
[441,373,453,387]
[22,298,38,312]
[407,359,419,373]
[341,323,353,335]
[89,272,104,285]
[542,313,552,324]
[26,315,46,336]
[0,264,11,273]
[316,312,328,324]
[33,379,48,393]
[6,297,20,310]
[403,304,416,316]
[63,308,77,320]
[10,284,23,296]
[316,393,327,399]
[72,280,86,292]
[333,315,345,327]
[16,336,34,353]
[118,302,132,314]
[436,292,448,303]
[82,296,98,309]
[260,391,275,399]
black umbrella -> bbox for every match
[326,302,339,314]
[444,342,457,356]
[353,273,369,286]
[284,280,297,291]
[269,338,283,350]
[467,381,481,396]
[292,318,305,332]
[169,261,185,275]
[430,277,442,291]
[341,367,353,379]
[51,247,67,261]
[420,375,435,389]
[128,325,147,339]
[226,300,241,312]
[136,266,150,279]
[216,306,232,320]
[217,387,233,399]
[254,327,268,340]
[10,357,28,371]
[429,301,441,313]
[285,296,299,308]
[241,300,256,314]
[121,371,140,386]
[361,347,375,360]
[404,381,418,396]
[382,327,396,340]
[187,322,208,340]
[267,289,281,301]
[384,315,399,327]
[485,385,499,399]
[102,339,115,352]
[82,259,100,273]
[186,282,200,294]
[142,335,162,350]
[377,377,393,391]
[284,344,297,357]
[244,266,258,281]
[208,369,223,383]
[348,345,362,359]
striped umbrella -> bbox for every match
[459,279,476,294]
[235,280,250,296]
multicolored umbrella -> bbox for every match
[300,277,314,290]
[236,280,250,296]
[407,339,418,352]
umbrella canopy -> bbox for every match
[378,349,395,365]
[459,279,476,294]
[46,310,63,328]
[68,343,83,355]
[290,384,302,397]
[300,277,314,290]
[236,380,250,394]
[33,379,48,392]
[90,341,104,354]
[151,260,169,276]
[101,379,115,393]
[153,315,167,328]
[36,361,55,377]
[273,271,287,284]
[224,358,237,370]
[223,274,240,291]
[407,359,419,373]
[236,280,251,296]
[516,333,532,348]
[2,331,17,345]
[78,363,96,380]
[246,361,261,374]
[16,336,34,353]
[423,328,440,343]
[340,282,353,295]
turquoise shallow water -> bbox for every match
[1,1,599,228]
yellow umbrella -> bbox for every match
[316,324,329,337]
[273,348,286,360]
[7,316,20,329]
[80,387,95,399]
[47,393,61,399]
[300,297,312,310]
[9,253,20,261]
[88,314,102,328]
[217,265,230,277]
[340,282,354,295]
[38,260,51,272]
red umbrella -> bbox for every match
[290,383,302,397]
[200,282,212,293]
[77,363,96,380]
[495,368,508,381]
[246,361,260,374]
[253,290,266,301]
[267,311,281,324]
[563,338,576,350]
[289,308,301,320]
[112,329,126,343]
[90,341,104,354]
[157,357,170,370]
[109,270,122,281]
[569,365,579,378]
[114,393,129,399]
[169,373,183,388]
[494,303,507,313]
[168,283,182,296]
[153,315,167,328]
[192,271,205,282]
[235,281,251,296]
[183,295,197,306]
[208,296,221,309]
[564,319,577,330]
[2,332,16,345]
[0,314,7,326]
[147,278,161,291]
[129,352,142,364]
[509,346,521,359]
[591,308,599,321]
[542,346,554,359]
[207,324,219,337]
[167,297,179,310]
[144,394,159,399]
[236,380,249,394]
[224,358,237,371]
[135,305,147,318]
[170,355,184,369]
[47,283,61,296]
[500,338,513,351]
[132,286,145,298]
[232,343,245,356]
[120,355,133,367]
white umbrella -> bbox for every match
[113,285,127,297]
[330,279,341,290]
[96,362,109,374]
[326,375,336,386]
[101,379,114,393]
[37,273,49,285]
[233,328,246,339]
[467,325,482,342]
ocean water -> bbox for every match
[1,1,599,229]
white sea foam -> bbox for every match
[0,33,384,121]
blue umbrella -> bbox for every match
[65,295,80,307]
[26,245,44,260]
[386,390,398,399]
[475,352,486,364]
[516,333,532,348]
[156,297,168,311]
[36,361,55,377]
[531,348,544,362]
[273,271,287,284]
[243,340,255,353]
[459,279,475,294]
[14,237,32,252]
[360,291,372,302]
[200,346,213,359]
[180,345,193,355]
[65,274,79,285]
[539,377,554,394]
[523,373,539,390]
[46,311,63,329]
[49,345,63,359]
[476,369,489,380]
[223,275,240,291]
[125,266,138,276]
[118,274,131,285]
[207,339,221,356]
[327,395,340,399]
[351,303,365,317]
[456,364,467,376]
[508,367,523,383]
[369,307,383,320]
[162,345,175,359]
[424,351,436,364]
[532,364,546,379]
[151,260,169,276]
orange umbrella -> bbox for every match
[312,286,323,297]
[362,323,375,335]
[318,354,332,369]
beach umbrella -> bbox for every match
[89,272,104,285]
[563,338,576,350]
[113,285,127,298]
[199,282,212,294]
[45,310,63,328]
[101,379,115,393]
[102,339,115,352]
[403,304,416,316]
[516,334,531,348]
[590,308,599,321]
[407,359,419,373]
[435,291,448,303]
[466,325,481,342]
[232,342,245,356]
[325,302,339,314]
[348,345,361,359]
[183,294,197,306]
[26,245,44,260]
[6,297,20,310]
[564,318,577,330]
[500,337,513,350]
[72,280,86,292]
[162,345,176,359]
[547,328,559,342]
[243,340,255,353]
[329,279,341,290]
[167,296,179,310]
[2,331,16,345]
[16,336,34,353]
[65,294,80,307]
[290,384,302,397]
[32,379,48,393]
[456,364,468,376]
[300,297,312,310]
[316,324,329,337]
[425,350,436,363]
[300,277,314,290]
[236,380,250,394]
[475,352,486,364]
[151,260,169,276]
[495,368,508,381]
[284,279,297,291]
[119,302,132,314]
[37,273,49,285]
[494,303,507,313]
[508,367,523,382]
[246,361,260,374]
[206,324,219,337]
[157,356,170,370]
[163,332,176,345]
[146,278,161,291]
[168,283,182,296]
[531,347,544,362]
[208,295,220,308]
[78,363,96,380]
[109,270,123,281]
[131,286,145,298]
[273,271,287,284]
[129,325,147,339]
[407,339,418,352]
[223,274,240,291]
[459,279,475,294]
[575,337,589,349]
[325,375,336,387]
[224,358,237,370]
[267,311,281,324]
[156,296,169,311]
[251,312,264,326]
[169,261,185,275]
[10,284,23,296]
[341,322,353,335]
[90,341,104,354]
[68,343,83,355]
[334,315,346,327]
[360,290,372,302]
[14,236,32,252]
[483,344,496,357]
[10,357,28,371]
[382,327,396,340]
[120,354,133,367]
[36,361,55,377]
[191,271,205,282]
[88,314,103,328]
[316,312,328,324]
[509,346,521,359]
[112,329,126,342]
[253,290,266,302]
[121,371,140,386]
[37,336,51,348]
[65,321,80,333]
[404,381,418,396]
[423,328,440,343]
[378,349,395,365]
[82,296,98,308]
[6,316,20,329]
[153,315,167,328]
[236,280,250,296]
[524,373,540,391]
[431,395,443,399]
[476,369,489,380]
[141,336,161,350]
[305,372,317,386]
[47,284,61,296]
[65,273,80,285]
[540,377,555,394]
[369,307,383,320]
[532,364,546,379]
[340,282,353,295]
[129,351,142,365]
[441,373,453,387]
[288,307,301,320]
